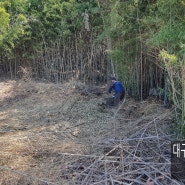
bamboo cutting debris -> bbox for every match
[0,80,182,185]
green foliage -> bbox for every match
[159,50,177,64]
[26,0,102,41]
[0,7,10,34]
[151,21,185,51]
[159,49,185,138]
[0,1,29,56]
[0,0,104,57]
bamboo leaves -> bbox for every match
[159,49,185,137]
[0,1,29,56]
[0,7,10,35]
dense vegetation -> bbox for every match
[0,0,185,137]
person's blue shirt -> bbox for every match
[108,81,124,95]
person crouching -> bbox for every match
[108,77,125,106]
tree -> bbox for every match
[0,0,29,57]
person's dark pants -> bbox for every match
[120,90,125,101]
[114,91,125,106]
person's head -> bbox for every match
[110,77,116,83]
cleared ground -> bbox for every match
[0,79,180,185]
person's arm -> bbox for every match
[108,83,114,93]
[108,85,112,93]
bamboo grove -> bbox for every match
[0,0,185,137]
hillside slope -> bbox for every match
[0,80,180,185]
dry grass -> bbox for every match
[0,79,181,185]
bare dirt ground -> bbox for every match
[0,79,181,185]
